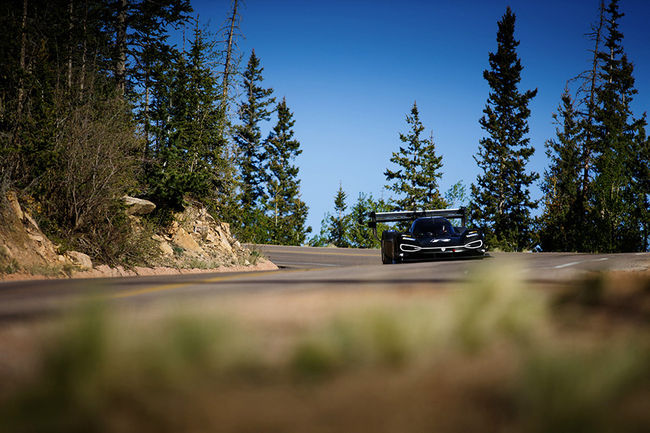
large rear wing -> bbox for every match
[368,207,467,239]
[368,207,466,227]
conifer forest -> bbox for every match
[1,0,648,268]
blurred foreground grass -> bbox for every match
[1,263,650,433]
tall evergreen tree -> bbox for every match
[591,0,646,251]
[183,20,231,209]
[311,185,350,247]
[539,89,583,251]
[328,184,350,247]
[384,102,446,212]
[232,50,275,241]
[1,0,117,192]
[265,97,310,245]
[633,124,650,251]
[219,0,242,109]
[110,0,192,98]
[0,0,158,264]
[130,1,191,154]
[572,0,606,245]
[445,181,468,208]
[212,1,243,224]
[471,7,538,251]
[145,20,229,211]
[346,193,391,249]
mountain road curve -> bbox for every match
[0,245,648,324]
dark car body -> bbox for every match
[368,208,486,264]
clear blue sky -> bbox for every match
[193,0,650,237]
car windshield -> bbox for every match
[410,218,454,236]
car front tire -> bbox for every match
[381,248,391,264]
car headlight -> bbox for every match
[400,244,421,252]
[464,239,483,249]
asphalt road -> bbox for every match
[0,245,648,323]
[252,244,650,272]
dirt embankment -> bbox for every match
[0,192,276,281]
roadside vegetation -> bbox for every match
[0,0,311,274]
[1,264,649,432]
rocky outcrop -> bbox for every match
[151,201,255,268]
[120,196,249,269]
[123,196,156,216]
[171,226,203,253]
[64,251,93,270]
[1,192,59,267]
[0,191,88,273]
[1,192,272,279]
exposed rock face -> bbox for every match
[7,192,24,220]
[0,191,93,274]
[65,251,93,270]
[152,234,174,256]
[171,227,202,253]
[1,192,270,278]
[1,192,60,269]
[121,196,260,269]
[123,196,156,216]
[152,201,253,268]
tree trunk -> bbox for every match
[79,0,87,95]
[17,0,28,119]
[67,0,74,90]
[11,0,29,153]
[115,0,127,95]
[580,0,605,214]
[222,0,239,101]
[144,81,150,158]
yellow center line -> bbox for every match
[269,250,379,257]
[111,268,314,299]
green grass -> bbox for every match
[242,247,263,265]
[183,257,221,269]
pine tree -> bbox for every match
[0,0,160,264]
[211,1,243,225]
[470,7,538,251]
[591,0,646,252]
[444,181,468,208]
[347,193,391,249]
[232,50,275,242]
[265,97,310,245]
[539,89,583,251]
[633,124,650,250]
[130,1,191,155]
[328,185,350,247]
[183,19,231,209]
[311,185,350,247]
[572,0,606,246]
[145,20,228,210]
[384,102,446,212]
[220,0,241,108]
[112,0,192,98]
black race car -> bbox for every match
[368,208,486,264]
